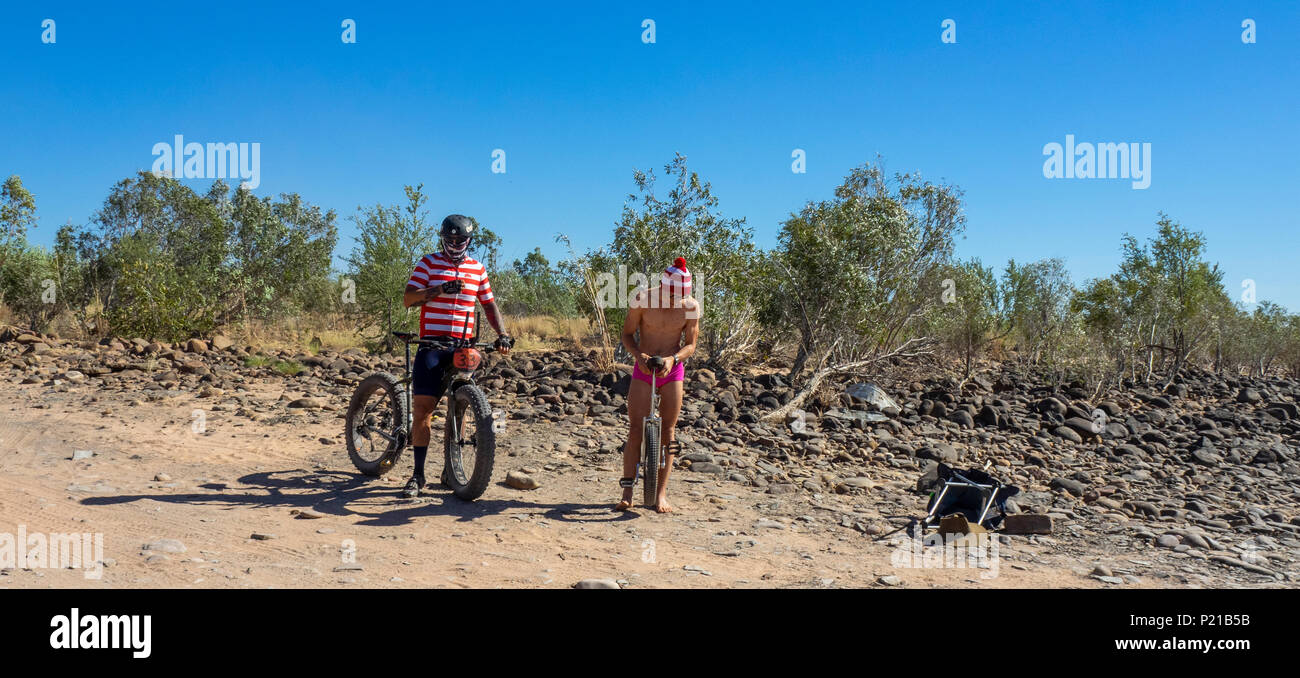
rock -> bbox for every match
[1155,534,1180,548]
[1050,477,1087,497]
[250,533,276,540]
[506,471,540,490]
[1237,388,1262,403]
[142,538,187,554]
[949,410,975,428]
[841,477,874,490]
[1209,555,1279,578]
[186,339,208,353]
[1063,417,1100,440]
[754,518,786,530]
[846,383,899,411]
[292,509,326,519]
[210,335,234,350]
[153,472,171,482]
[72,449,95,460]
[1191,448,1222,466]
[877,575,902,586]
[573,579,621,589]
[917,443,960,464]
[288,397,324,409]
[1037,397,1067,416]
[1002,514,1053,535]
[1052,426,1083,444]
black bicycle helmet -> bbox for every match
[440,214,475,261]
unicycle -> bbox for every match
[638,356,667,507]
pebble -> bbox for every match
[142,538,187,553]
[506,471,540,490]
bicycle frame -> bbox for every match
[400,334,493,439]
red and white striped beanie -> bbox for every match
[662,257,692,296]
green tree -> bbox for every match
[344,184,438,351]
[604,153,762,365]
[492,247,579,317]
[764,161,964,381]
[1002,257,1075,366]
[935,258,1010,378]
[229,185,339,320]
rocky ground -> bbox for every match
[1,327,1297,588]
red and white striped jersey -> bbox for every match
[406,253,494,338]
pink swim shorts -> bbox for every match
[632,359,685,387]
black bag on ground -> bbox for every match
[920,463,1020,529]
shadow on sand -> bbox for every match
[80,468,639,527]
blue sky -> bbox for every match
[3,1,1298,307]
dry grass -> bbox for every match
[232,314,368,353]
[510,315,591,351]
[0,305,595,355]
[236,312,592,353]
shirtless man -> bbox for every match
[617,257,699,513]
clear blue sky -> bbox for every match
[3,1,1298,307]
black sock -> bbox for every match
[413,446,428,479]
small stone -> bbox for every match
[142,538,186,553]
[506,471,540,490]
[72,449,95,460]
[154,473,171,482]
[293,508,326,519]
[250,533,276,540]
[878,575,902,586]
[1003,514,1053,535]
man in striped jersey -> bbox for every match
[399,214,513,498]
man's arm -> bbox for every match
[404,284,440,308]
[622,304,647,370]
[482,300,508,337]
[663,304,699,374]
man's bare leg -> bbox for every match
[619,378,651,510]
[654,380,684,513]
[404,394,439,497]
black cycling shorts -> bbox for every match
[412,348,455,399]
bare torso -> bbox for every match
[628,288,697,359]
